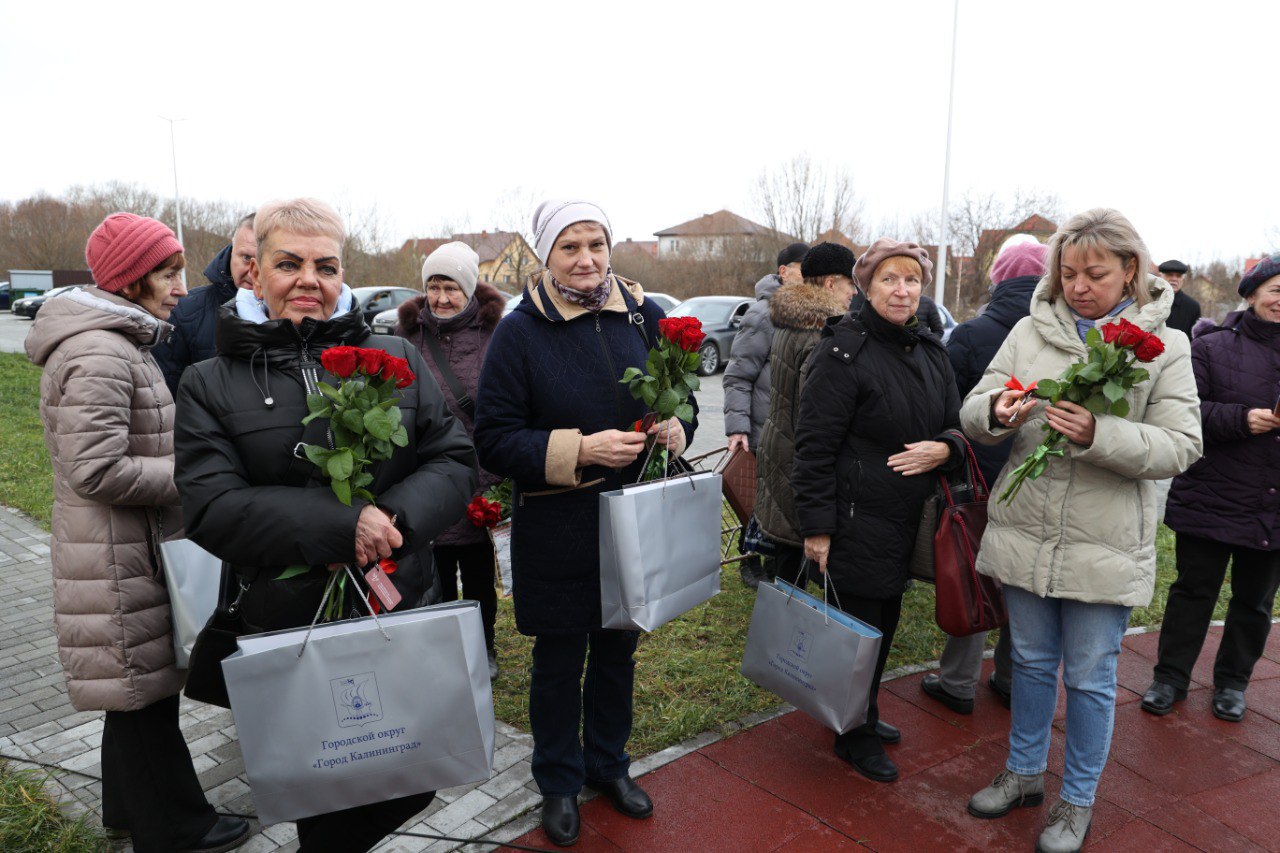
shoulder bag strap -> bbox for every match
[420,331,475,419]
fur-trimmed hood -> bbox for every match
[769,283,845,331]
[397,280,507,336]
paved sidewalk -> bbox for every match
[511,626,1280,851]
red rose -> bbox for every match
[1114,319,1146,349]
[380,355,415,389]
[320,345,359,378]
[1133,332,1165,362]
[466,496,501,528]
[1099,322,1123,344]
[356,348,386,377]
[659,316,706,352]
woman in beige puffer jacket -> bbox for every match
[959,209,1202,853]
[24,213,247,852]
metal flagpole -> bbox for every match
[160,116,187,286]
[936,0,959,309]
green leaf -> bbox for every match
[372,437,393,456]
[387,405,403,427]
[301,411,322,425]
[1035,379,1061,400]
[1129,367,1150,385]
[641,374,658,385]
[341,409,365,434]
[1085,327,1102,347]
[1084,393,1110,415]
[1078,363,1104,383]
[1103,381,1125,403]
[275,564,312,581]
[674,402,694,423]
[307,394,331,415]
[353,471,374,488]
[302,444,333,468]
[326,448,354,481]
[685,374,701,392]
[1110,398,1130,417]
[389,426,409,447]
[656,388,680,416]
[331,477,352,506]
[364,407,394,440]
[620,367,642,383]
[1064,384,1085,403]
[318,384,342,402]
[646,351,663,377]
[355,488,377,503]
[639,384,658,407]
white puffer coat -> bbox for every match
[959,277,1203,607]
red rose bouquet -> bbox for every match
[466,496,504,528]
[999,319,1164,504]
[298,345,414,506]
[620,316,703,480]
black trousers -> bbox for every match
[830,592,903,759]
[100,693,217,853]
[1155,532,1280,691]
[435,541,498,650]
[528,630,639,796]
[295,791,435,852]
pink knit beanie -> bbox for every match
[85,213,184,293]
[989,240,1048,286]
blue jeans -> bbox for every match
[1003,585,1131,807]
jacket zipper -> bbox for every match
[296,328,335,450]
[594,314,624,426]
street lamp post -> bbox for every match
[936,0,959,310]
[160,116,187,286]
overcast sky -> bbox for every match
[2,0,1272,265]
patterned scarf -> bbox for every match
[550,272,613,313]
[1071,297,1134,343]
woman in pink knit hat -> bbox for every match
[25,213,250,852]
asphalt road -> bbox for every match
[1,308,731,456]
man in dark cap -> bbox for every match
[1159,259,1202,338]
[724,240,811,587]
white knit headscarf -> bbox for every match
[532,199,612,265]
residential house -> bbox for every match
[653,210,779,260]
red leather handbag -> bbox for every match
[933,437,1008,637]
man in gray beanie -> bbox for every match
[724,241,811,588]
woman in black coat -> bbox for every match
[174,199,477,852]
[792,238,965,784]
[1143,257,1280,722]
[473,200,695,847]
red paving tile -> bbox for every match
[771,822,864,851]
[505,820,624,852]
[581,752,815,852]
[1144,800,1267,852]
[1083,817,1201,851]
[1188,767,1280,851]
[510,631,1280,852]
[1107,701,1276,796]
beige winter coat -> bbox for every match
[25,287,186,712]
[960,276,1203,607]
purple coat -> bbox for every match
[397,282,507,545]
[1164,309,1280,550]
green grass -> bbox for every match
[0,762,107,852]
[0,353,52,529]
[0,356,1251,757]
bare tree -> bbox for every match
[754,154,865,244]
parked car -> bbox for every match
[666,295,753,376]
[349,286,420,326]
[0,282,11,311]
[13,284,91,319]
[646,292,680,313]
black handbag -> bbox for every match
[183,564,249,708]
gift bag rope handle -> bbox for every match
[298,564,391,658]
[633,428,700,494]
[782,558,844,626]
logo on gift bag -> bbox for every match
[331,672,383,727]
[788,628,811,661]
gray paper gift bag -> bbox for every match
[221,583,495,826]
[159,538,223,668]
[740,577,882,734]
[599,471,722,632]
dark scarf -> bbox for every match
[422,293,480,336]
[550,273,613,313]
